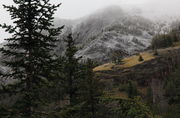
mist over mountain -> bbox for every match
[54,6,156,62]
[0,5,179,64]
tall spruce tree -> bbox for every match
[78,59,104,118]
[0,0,63,117]
[64,33,80,105]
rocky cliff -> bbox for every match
[55,6,156,63]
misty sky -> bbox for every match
[1,0,180,42]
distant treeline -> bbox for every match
[151,29,180,49]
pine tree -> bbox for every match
[0,0,63,117]
[78,59,104,118]
[138,54,144,62]
[127,81,138,99]
[64,33,80,105]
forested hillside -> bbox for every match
[0,0,180,118]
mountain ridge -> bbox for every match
[54,6,156,62]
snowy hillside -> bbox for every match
[0,6,165,64]
[55,6,156,62]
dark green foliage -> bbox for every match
[127,81,138,99]
[162,68,180,118]
[162,105,180,118]
[78,59,104,118]
[49,34,105,118]
[39,56,66,105]
[102,97,153,118]
[151,31,179,49]
[165,68,180,105]
[0,0,63,117]
[138,54,144,62]
[151,34,172,49]
[64,33,80,105]
[60,105,83,118]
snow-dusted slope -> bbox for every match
[0,6,157,64]
[70,6,155,62]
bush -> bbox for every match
[138,55,144,62]
[118,83,129,92]
[103,97,153,118]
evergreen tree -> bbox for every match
[60,58,104,118]
[138,54,144,62]
[64,33,80,105]
[78,59,104,118]
[127,81,138,99]
[0,0,63,117]
[40,56,66,107]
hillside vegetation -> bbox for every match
[94,43,180,72]
[93,42,180,118]
[0,1,180,118]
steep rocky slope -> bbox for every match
[55,6,156,63]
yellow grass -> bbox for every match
[93,63,115,71]
[94,45,180,72]
[121,52,155,68]
[158,45,180,54]
[94,52,155,71]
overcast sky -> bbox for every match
[1,0,180,42]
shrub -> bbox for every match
[138,55,144,62]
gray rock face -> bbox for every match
[55,6,156,63]
[0,6,156,65]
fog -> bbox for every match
[54,0,180,19]
[1,0,180,42]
